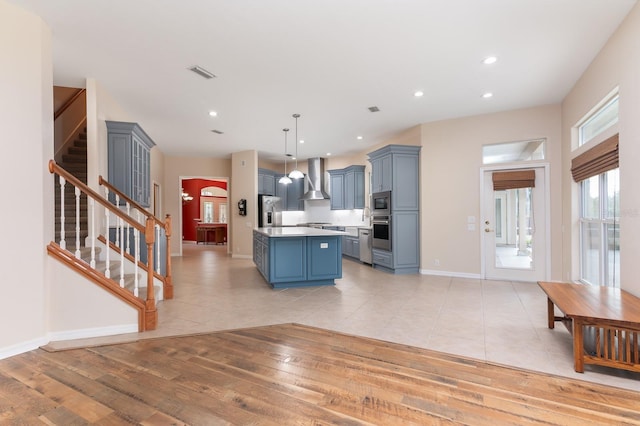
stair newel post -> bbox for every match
[89,196,96,269]
[59,175,66,250]
[119,217,125,288]
[144,216,158,331]
[74,186,81,258]
[104,189,110,279]
[164,214,173,299]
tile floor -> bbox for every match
[57,242,640,392]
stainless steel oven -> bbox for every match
[371,215,391,251]
[372,191,391,215]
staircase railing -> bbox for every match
[48,160,157,331]
[98,176,173,299]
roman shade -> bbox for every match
[571,133,619,182]
[492,170,535,190]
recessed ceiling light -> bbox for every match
[414,91,424,97]
[327,153,332,156]
[482,92,493,99]
[188,65,216,79]
[482,56,497,65]
[209,111,218,117]
[299,140,305,144]
[357,136,363,140]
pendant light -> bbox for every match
[278,128,292,184]
[288,113,304,179]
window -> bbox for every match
[579,169,619,287]
[482,139,545,164]
[578,94,618,146]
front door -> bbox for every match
[482,166,548,281]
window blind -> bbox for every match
[492,170,535,190]
[571,133,619,182]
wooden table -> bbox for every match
[538,281,640,373]
[196,223,227,244]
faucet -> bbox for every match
[362,206,371,223]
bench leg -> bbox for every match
[547,297,555,329]
[572,319,584,373]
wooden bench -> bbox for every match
[538,281,640,373]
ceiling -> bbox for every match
[10,0,637,161]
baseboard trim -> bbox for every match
[48,323,138,343]
[232,254,252,259]
[420,269,483,279]
[0,336,49,360]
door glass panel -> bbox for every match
[581,222,600,285]
[495,187,533,270]
[203,201,213,223]
[605,223,620,287]
[582,175,599,219]
[495,198,502,239]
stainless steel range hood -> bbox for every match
[301,157,330,200]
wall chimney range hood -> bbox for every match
[301,157,330,200]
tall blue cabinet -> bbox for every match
[368,145,421,274]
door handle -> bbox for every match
[485,228,494,233]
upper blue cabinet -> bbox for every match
[328,165,365,210]
[368,145,420,211]
[106,121,155,207]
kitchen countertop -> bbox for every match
[255,227,347,237]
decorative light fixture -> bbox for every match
[288,113,304,179]
[181,189,193,202]
[279,128,292,185]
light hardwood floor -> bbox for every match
[4,241,637,423]
[2,323,640,424]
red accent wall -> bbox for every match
[182,179,227,241]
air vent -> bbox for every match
[368,106,380,112]
[211,130,224,135]
[189,66,216,79]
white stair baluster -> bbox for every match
[133,228,140,297]
[104,191,110,279]
[74,186,81,258]
[126,203,131,254]
[89,197,96,269]
[114,195,120,247]
[59,176,66,250]
[155,223,161,274]
[119,217,125,288]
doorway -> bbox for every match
[481,165,549,281]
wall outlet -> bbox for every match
[434,259,440,266]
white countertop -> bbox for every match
[255,227,347,237]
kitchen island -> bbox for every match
[253,227,346,289]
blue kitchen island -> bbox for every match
[253,227,346,288]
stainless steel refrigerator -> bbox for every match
[258,195,282,228]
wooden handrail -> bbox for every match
[49,160,144,233]
[54,88,86,120]
[98,175,164,226]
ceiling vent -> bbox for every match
[211,129,224,135]
[368,106,380,112]
[189,65,216,79]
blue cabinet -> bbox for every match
[328,165,365,210]
[276,174,304,211]
[106,121,155,207]
[342,235,360,259]
[258,168,276,195]
[253,231,342,288]
[368,145,420,274]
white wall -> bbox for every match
[0,1,53,357]
[561,2,640,295]
[231,151,258,258]
[420,105,562,278]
